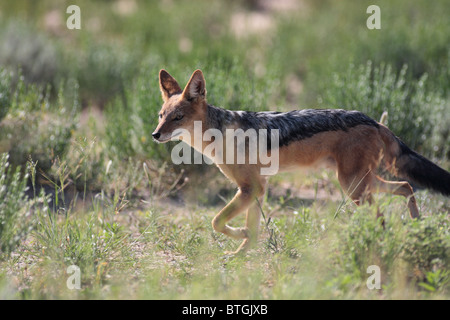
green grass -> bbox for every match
[1,182,448,299]
[0,0,449,300]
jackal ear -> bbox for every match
[159,69,182,102]
[182,69,206,102]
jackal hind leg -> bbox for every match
[337,168,386,225]
[337,166,374,206]
[371,176,420,219]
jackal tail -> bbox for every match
[379,125,450,196]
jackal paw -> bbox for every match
[224,238,255,256]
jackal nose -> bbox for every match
[152,132,161,140]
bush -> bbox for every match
[402,214,450,280]
[333,204,450,293]
[336,207,402,280]
[270,0,449,106]
[0,68,12,122]
[72,41,138,107]
[0,153,35,258]
[0,77,79,173]
[0,21,62,87]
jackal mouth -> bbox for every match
[169,129,184,141]
[154,137,170,143]
[153,129,184,143]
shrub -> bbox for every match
[0,76,79,173]
[72,41,138,106]
[0,21,62,87]
[0,68,12,122]
[402,214,450,280]
[0,153,35,258]
[336,207,402,280]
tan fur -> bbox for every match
[153,69,420,255]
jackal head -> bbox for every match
[152,69,207,143]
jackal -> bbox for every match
[153,69,450,254]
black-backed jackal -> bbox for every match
[153,69,450,255]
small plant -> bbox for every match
[335,206,402,280]
[402,214,450,280]
[0,68,12,122]
[256,198,282,254]
[0,76,79,174]
[0,21,62,87]
[0,153,35,259]
[418,269,449,293]
[33,205,127,274]
[74,42,137,106]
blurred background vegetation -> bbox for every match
[0,0,449,300]
[0,0,448,211]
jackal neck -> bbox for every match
[205,104,237,133]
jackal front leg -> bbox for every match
[212,188,253,240]
[232,195,264,254]
[212,184,265,254]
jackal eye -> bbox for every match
[158,114,162,119]
[174,114,184,121]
